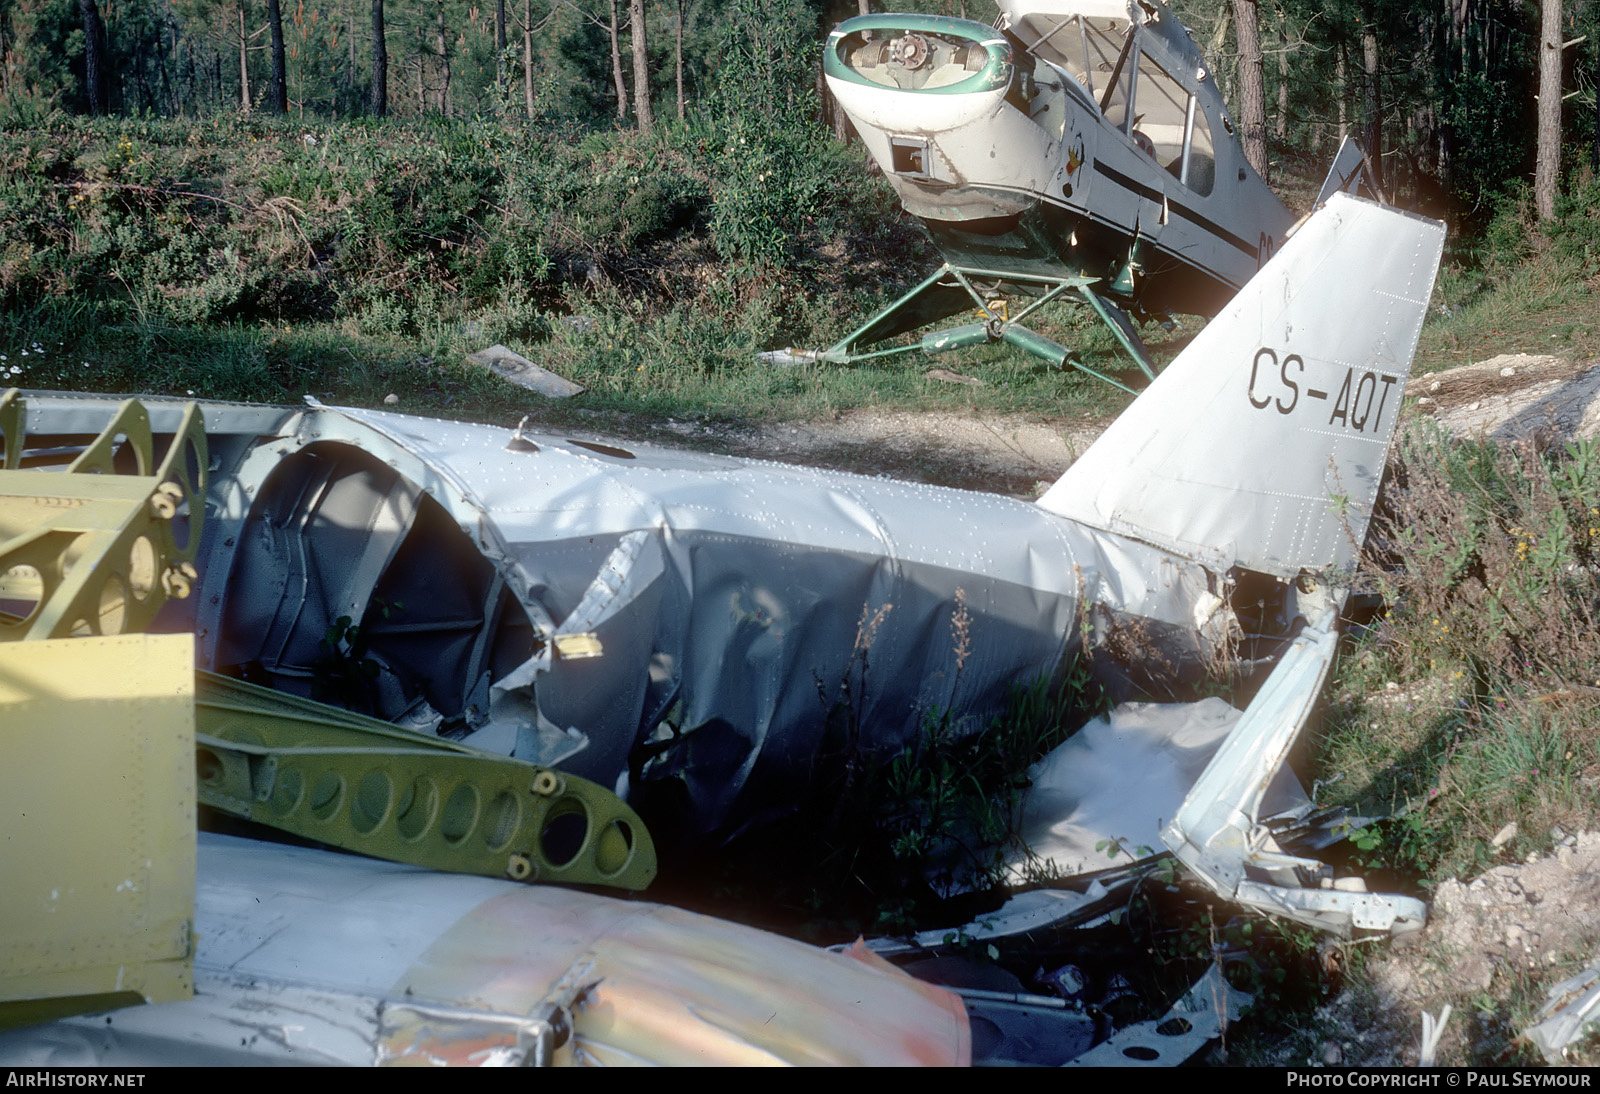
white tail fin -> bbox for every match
[1038,193,1445,579]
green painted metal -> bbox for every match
[1110,258,1138,298]
[922,323,992,354]
[814,264,1155,391]
[820,264,958,363]
[1002,280,1080,328]
[0,391,207,642]
[823,14,1012,96]
[0,389,21,469]
[1077,285,1158,380]
[997,322,1070,365]
[1059,354,1141,396]
[195,672,658,891]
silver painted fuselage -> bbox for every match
[8,393,1217,842]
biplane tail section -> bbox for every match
[1038,193,1445,580]
[1315,136,1387,207]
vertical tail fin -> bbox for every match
[1038,193,1445,579]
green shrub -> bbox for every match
[1317,426,1600,881]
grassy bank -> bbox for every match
[0,111,1161,428]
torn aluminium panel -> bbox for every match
[1525,960,1600,1065]
[993,614,1425,938]
[870,639,1424,973]
[464,345,586,398]
[1066,964,1252,1067]
[1161,614,1427,937]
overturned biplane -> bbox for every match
[1,195,1440,1063]
[813,0,1371,388]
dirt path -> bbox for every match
[621,350,1600,507]
[1415,352,1600,444]
[648,407,1107,497]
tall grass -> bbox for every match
[1317,425,1600,881]
[1416,174,1600,372]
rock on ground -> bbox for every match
[1264,832,1600,1066]
[1415,354,1600,445]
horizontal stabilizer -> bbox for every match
[1038,194,1445,579]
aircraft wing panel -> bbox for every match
[0,834,971,1066]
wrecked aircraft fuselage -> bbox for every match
[0,194,1449,1067]
[3,394,1216,841]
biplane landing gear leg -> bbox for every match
[818,264,962,365]
[789,263,1158,394]
[1077,285,1158,382]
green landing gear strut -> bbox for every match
[811,263,1160,396]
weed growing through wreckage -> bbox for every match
[681,589,1109,940]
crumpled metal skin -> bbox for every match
[14,199,1446,853]
[194,400,1216,841]
[8,392,1217,844]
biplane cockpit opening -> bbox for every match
[211,443,537,736]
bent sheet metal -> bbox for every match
[0,834,969,1066]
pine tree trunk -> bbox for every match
[496,0,507,94]
[1232,0,1267,178]
[1274,18,1288,142]
[347,5,356,107]
[238,1,252,113]
[1360,0,1382,194]
[267,0,288,112]
[524,0,537,115]
[630,0,652,132]
[434,2,450,113]
[1336,46,1346,142]
[370,0,387,116]
[675,0,684,121]
[78,0,108,114]
[1533,0,1562,219]
[608,0,627,121]
[524,0,535,116]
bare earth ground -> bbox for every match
[1259,831,1600,1067]
[1416,353,1600,445]
[645,407,1105,498]
[660,353,1600,1066]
